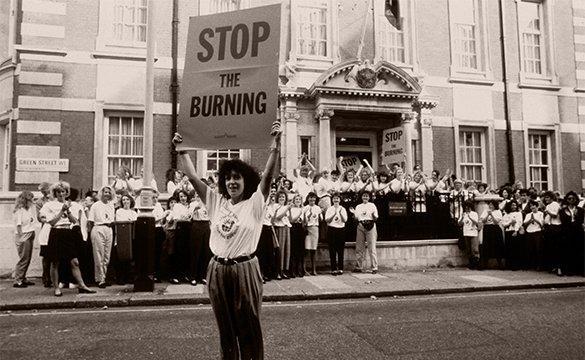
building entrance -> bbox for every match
[335,131,377,171]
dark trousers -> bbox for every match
[505,231,521,270]
[154,227,165,279]
[543,225,562,271]
[207,257,264,360]
[327,226,346,271]
[526,231,544,270]
[190,221,212,281]
[256,225,276,279]
[171,222,191,280]
[289,223,305,276]
[42,253,52,286]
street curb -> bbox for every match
[1,281,583,311]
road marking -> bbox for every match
[1,288,582,318]
[303,275,351,290]
[460,275,509,283]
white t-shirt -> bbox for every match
[462,211,479,237]
[389,178,405,193]
[171,203,191,222]
[206,186,266,258]
[273,205,291,227]
[325,205,347,228]
[153,202,165,227]
[480,209,502,225]
[14,207,37,234]
[544,201,561,226]
[501,212,523,232]
[116,208,137,222]
[292,176,313,202]
[289,207,304,224]
[303,204,322,226]
[354,202,378,221]
[88,201,115,225]
[262,203,276,226]
[524,211,544,233]
[189,198,209,221]
[40,200,72,227]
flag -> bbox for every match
[385,0,402,30]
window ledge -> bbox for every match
[449,76,495,86]
[91,51,154,62]
[517,82,561,91]
[574,87,585,93]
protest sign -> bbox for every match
[339,156,362,173]
[382,126,406,166]
[178,4,281,150]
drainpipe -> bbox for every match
[170,0,179,168]
[498,0,515,184]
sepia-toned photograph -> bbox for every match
[0,0,584,359]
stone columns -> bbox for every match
[284,110,300,179]
[401,112,416,173]
[316,108,334,170]
[419,108,434,175]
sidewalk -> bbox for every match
[1,269,584,311]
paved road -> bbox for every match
[1,288,584,360]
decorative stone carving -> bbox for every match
[284,111,300,121]
[401,112,416,124]
[315,108,335,120]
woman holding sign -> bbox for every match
[173,121,281,360]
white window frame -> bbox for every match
[448,0,493,83]
[515,0,559,88]
[103,113,144,186]
[373,0,414,68]
[526,131,552,191]
[97,0,148,54]
[457,128,487,183]
[199,0,250,15]
[289,0,339,70]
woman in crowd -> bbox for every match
[292,158,315,203]
[523,200,544,270]
[373,171,391,238]
[559,191,585,276]
[173,120,280,360]
[499,187,513,213]
[114,193,137,284]
[459,200,480,269]
[257,190,277,282]
[351,190,379,273]
[189,191,212,286]
[409,171,428,213]
[340,167,359,242]
[273,191,292,279]
[303,192,322,276]
[68,188,92,285]
[288,194,306,278]
[36,182,53,288]
[542,191,562,275]
[162,196,178,281]
[12,190,37,288]
[40,182,95,296]
[166,169,194,195]
[479,200,504,269]
[87,186,115,288]
[325,192,348,275]
[168,189,191,284]
[153,190,166,282]
[501,200,523,270]
[111,166,135,196]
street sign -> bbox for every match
[382,126,406,166]
[16,158,69,172]
[178,4,281,150]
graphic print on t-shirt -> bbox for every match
[216,210,239,241]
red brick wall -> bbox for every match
[432,127,455,176]
[562,133,581,193]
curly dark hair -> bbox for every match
[505,200,518,213]
[217,159,261,201]
[173,189,191,204]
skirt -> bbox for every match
[46,227,78,262]
[481,224,505,259]
[305,226,319,250]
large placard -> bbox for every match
[382,126,406,166]
[178,4,281,150]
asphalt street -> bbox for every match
[1,288,584,360]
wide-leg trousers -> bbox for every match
[207,256,264,360]
[91,225,113,283]
[355,223,378,271]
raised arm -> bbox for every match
[173,133,209,204]
[260,122,282,198]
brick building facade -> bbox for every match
[0,0,583,194]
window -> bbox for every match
[200,0,249,15]
[106,115,144,184]
[448,0,491,81]
[519,1,543,76]
[528,133,550,190]
[112,0,147,46]
[297,0,329,57]
[459,130,485,182]
[374,0,405,63]
[452,0,477,70]
[205,149,241,177]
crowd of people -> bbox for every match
[10,157,585,293]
